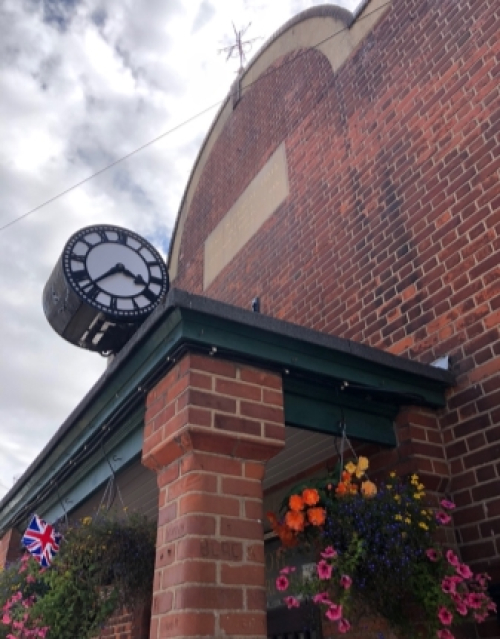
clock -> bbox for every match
[43,225,169,354]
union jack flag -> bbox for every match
[22,514,62,567]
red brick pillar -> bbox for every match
[142,353,285,639]
[0,528,21,569]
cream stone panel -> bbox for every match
[203,143,289,290]
[352,0,392,43]
[169,1,392,282]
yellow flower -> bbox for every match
[395,514,403,521]
[386,484,392,490]
[82,516,92,526]
[419,522,429,530]
[413,493,422,500]
[389,471,396,478]
[417,483,425,490]
[411,474,419,484]
[345,461,357,475]
[356,456,369,477]
[394,494,401,502]
[405,517,411,524]
[420,510,427,516]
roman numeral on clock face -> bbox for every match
[82,283,99,300]
[72,270,89,283]
[116,230,128,245]
[142,289,157,303]
[109,296,118,310]
[71,254,86,263]
[149,276,163,286]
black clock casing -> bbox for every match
[43,224,169,354]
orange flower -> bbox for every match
[276,524,298,547]
[341,470,352,482]
[267,512,278,526]
[349,484,358,495]
[361,480,377,498]
[289,494,304,512]
[335,482,347,496]
[307,507,326,526]
[285,510,305,531]
[302,488,320,506]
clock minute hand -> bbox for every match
[93,264,123,284]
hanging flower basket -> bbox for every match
[267,457,496,638]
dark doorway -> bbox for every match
[267,602,323,639]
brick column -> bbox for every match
[0,528,21,569]
[142,353,285,639]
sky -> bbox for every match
[0,0,360,499]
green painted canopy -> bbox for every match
[0,289,454,535]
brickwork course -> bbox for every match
[167,0,500,636]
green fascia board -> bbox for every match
[0,310,184,533]
[179,309,449,408]
[39,409,144,526]
[0,290,452,534]
[283,378,397,445]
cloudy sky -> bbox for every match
[0,0,359,499]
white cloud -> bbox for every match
[0,0,359,498]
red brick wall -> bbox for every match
[172,0,500,634]
[93,605,150,639]
[0,528,21,569]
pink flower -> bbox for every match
[317,559,333,580]
[474,612,487,623]
[276,575,289,591]
[340,574,352,590]
[312,592,331,604]
[438,606,453,625]
[338,618,351,634]
[284,596,300,609]
[280,566,296,575]
[436,511,452,525]
[426,548,439,562]
[437,630,455,639]
[321,546,337,559]
[466,593,485,609]
[325,604,342,621]
[455,600,468,616]
[441,577,456,594]
[26,574,36,584]
[456,563,473,579]
[2,613,11,624]
[488,601,497,612]
[446,550,459,567]
[441,500,456,510]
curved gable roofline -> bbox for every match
[167,1,391,280]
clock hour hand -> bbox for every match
[120,267,146,285]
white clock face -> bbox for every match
[62,225,168,320]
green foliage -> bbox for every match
[0,511,156,639]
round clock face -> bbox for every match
[62,225,169,320]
